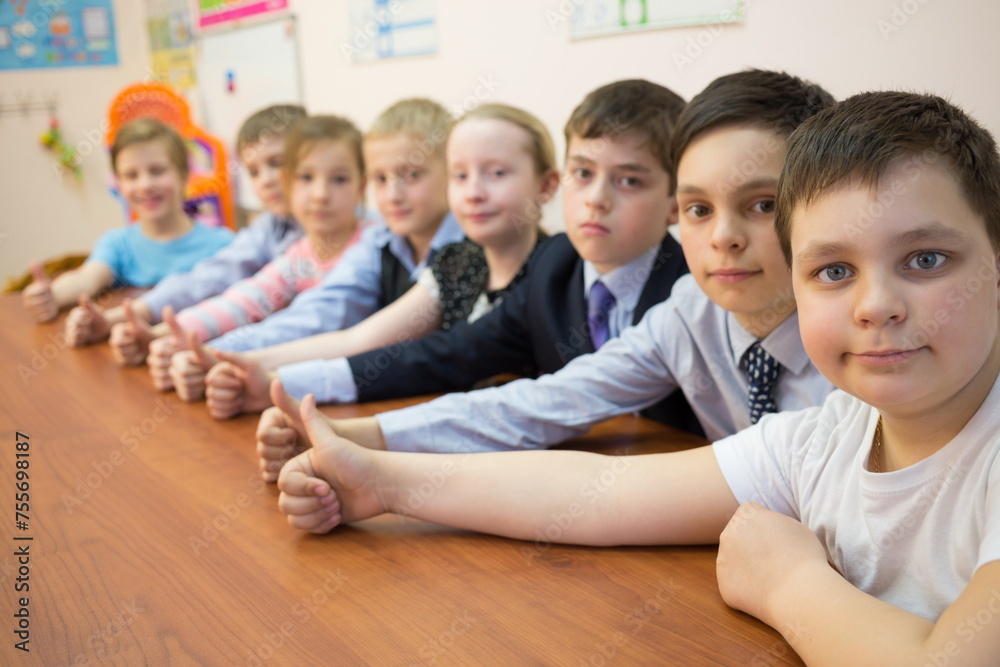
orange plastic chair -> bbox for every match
[105,82,236,230]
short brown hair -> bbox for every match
[367,98,453,160]
[236,104,307,153]
[669,69,835,195]
[455,103,556,176]
[775,91,1000,265]
[564,79,685,177]
[282,115,365,183]
[110,117,189,181]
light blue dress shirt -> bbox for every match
[276,244,662,402]
[210,214,464,352]
[375,273,836,451]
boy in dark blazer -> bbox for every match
[205,80,700,434]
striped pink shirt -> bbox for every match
[175,226,364,342]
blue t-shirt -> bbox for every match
[88,223,234,288]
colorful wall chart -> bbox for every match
[146,0,196,90]
[569,0,743,40]
[0,0,118,70]
[346,0,436,63]
[197,0,289,30]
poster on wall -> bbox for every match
[147,0,197,90]
[568,0,743,40]
[0,0,119,70]
[345,0,436,63]
[197,0,289,31]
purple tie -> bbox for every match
[587,281,616,350]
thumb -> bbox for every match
[30,261,50,286]
[123,298,139,330]
[78,294,96,313]
[162,306,186,346]
[298,395,330,448]
[189,332,220,368]
[271,378,303,427]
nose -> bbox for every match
[709,210,747,252]
[583,174,611,213]
[463,172,487,202]
[853,272,906,327]
[387,176,406,202]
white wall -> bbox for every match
[3,0,998,276]
[0,0,150,279]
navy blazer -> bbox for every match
[349,232,703,436]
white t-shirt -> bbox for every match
[714,375,1000,621]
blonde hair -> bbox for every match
[457,103,557,176]
[110,118,189,181]
[282,115,365,183]
[367,98,453,160]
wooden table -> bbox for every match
[0,295,802,665]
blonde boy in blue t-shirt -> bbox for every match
[275,91,1000,663]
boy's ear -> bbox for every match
[666,195,679,227]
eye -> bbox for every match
[373,174,387,184]
[571,167,592,180]
[750,199,775,214]
[618,176,642,189]
[404,169,420,182]
[905,251,946,271]
[684,204,711,219]
[450,171,467,181]
[296,172,312,182]
[490,168,507,179]
[333,175,349,184]
[247,167,259,178]
[267,157,283,168]
[815,264,854,284]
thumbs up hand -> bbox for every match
[109,298,155,366]
[22,262,57,323]
[204,348,277,420]
[169,331,222,402]
[65,295,112,347]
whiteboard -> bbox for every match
[195,17,302,210]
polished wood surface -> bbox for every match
[0,295,802,665]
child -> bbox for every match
[276,90,1000,664]
[200,80,699,434]
[156,98,464,401]
[62,104,307,353]
[21,118,234,322]
[256,69,837,477]
[198,103,560,418]
[133,115,366,393]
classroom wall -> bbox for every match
[2,0,998,278]
[0,0,150,280]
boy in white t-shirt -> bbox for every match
[273,91,1000,663]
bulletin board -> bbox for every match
[0,0,118,70]
[194,16,302,209]
[569,0,743,40]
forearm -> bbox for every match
[769,562,940,666]
[376,446,732,547]
[51,266,111,308]
[250,331,358,369]
[377,448,632,543]
[332,417,387,450]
